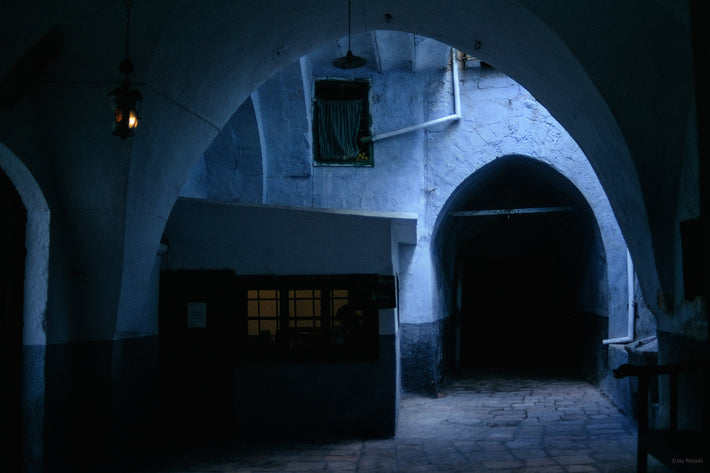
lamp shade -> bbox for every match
[333,50,367,69]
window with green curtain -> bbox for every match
[315,98,362,162]
[313,79,372,165]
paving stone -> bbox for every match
[506,440,540,449]
[590,452,634,464]
[512,448,549,459]
[325,461,357,471]
[524,457,559,467]
[469,450,517,462]
[553,454,596,465]
[284,460,327,471]
[517,466,565,473]
[564,465,599,472]
[487,431,517,440]
[547,451,596,460]
[478,441,508,451]
[587,440,625,452]
[482,459,525,469]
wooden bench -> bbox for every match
[613,361,707,472]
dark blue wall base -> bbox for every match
[656,331,708,431]
[22,344,46,473]
[603,344,634,418]
[41,335,398,472]
[231,334,398,439]
[44,340,112,472]
[44,336,160,472]
[576,313,609,384]
[157,334,398,454]
[110,336,161,462]
[400,320,448,396]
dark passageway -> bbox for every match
[439,157,608,378]
[459,211,586,373]
[0,168,25,473]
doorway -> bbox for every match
[0,167,26,472]
[457,211,585,373]
[437,157,608,379]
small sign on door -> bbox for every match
[187,302,207,328]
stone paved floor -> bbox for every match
[142,372,673,473]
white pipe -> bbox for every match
[602,336,633,345]
[603,249,636,345]
[362,48,461,143]
[626,248,635,338]
[366,114,460,142]
[452,48,461,117]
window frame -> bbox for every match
[312,77,373,167]
[241,274,379,361]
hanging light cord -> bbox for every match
[118,0,135,81]
[347,0,352,51]
[124,0,133,63]
[333,0,366,68]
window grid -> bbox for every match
[247,289,281,341]
[248,287,353,338]
[288,289,323,329]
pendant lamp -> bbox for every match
[333,0,367,69]
[107,0,142,139]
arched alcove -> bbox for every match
[434,156,612,377]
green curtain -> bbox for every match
[316,98,363,161]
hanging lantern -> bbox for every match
[108,0,141,139]
[108,60,142,139]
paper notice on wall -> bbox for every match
[187,302,207,328]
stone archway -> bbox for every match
[0,143,50,471]
[433,156,620,379]
[114,0,661,337]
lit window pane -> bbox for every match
[296,299,313,316]
[248,300,259,316]
[248,320,259,336]
[295,289,312,298]
[260,300,278,316]
[261,320,277,335]
[260,290,277,299]
[247,290,258,299]
[332,289,348,298]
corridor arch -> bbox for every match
[432,156,629,377]
[114,0,662,335]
